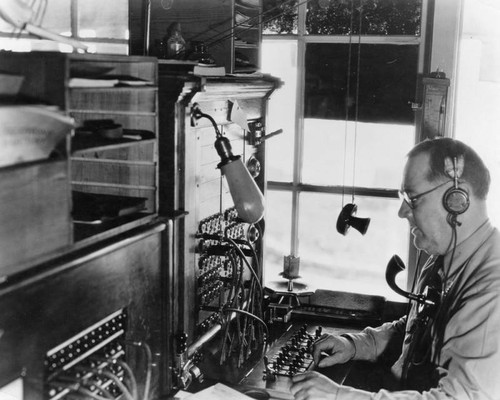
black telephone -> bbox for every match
[385,255,440,310]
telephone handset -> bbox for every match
[385,255,440,312]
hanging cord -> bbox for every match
[341,0,356,207]
[351,0,363,203]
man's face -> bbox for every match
[398,152,453,255]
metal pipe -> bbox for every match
[186,305,245,359]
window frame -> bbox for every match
[263,0,431,292]
[0,0,129,52]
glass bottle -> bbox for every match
[162,22,186,59]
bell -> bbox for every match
[336,203,370,235]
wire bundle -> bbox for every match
[218,234,268,368]
[49,341,152,400]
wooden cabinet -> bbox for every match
[0,222,170,399]
[0,52,159,245]
[0,53,174,399]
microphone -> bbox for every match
[385,255,438,307]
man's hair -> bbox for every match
[407,137,490,200]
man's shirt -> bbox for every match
[336,220,500,399]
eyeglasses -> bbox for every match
[399,180,453,210]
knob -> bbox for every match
[315,327,322,338]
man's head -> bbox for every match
[398,138,490,255]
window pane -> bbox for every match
[78,0,129,39]
[301,119,414,188]
[261,39,297,182]
[85,42,129,55]
[262,0,298,34]
[0,0,70,35]
[263,190,293,283]
[306,0,422,36]
[305,43,418,124]
[42,0,71,35]
[297,192,409,300]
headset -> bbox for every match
[443,155,470,216]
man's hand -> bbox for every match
[290,371,340,400]
[312,334,356,367]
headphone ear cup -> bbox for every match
[443,187,470,215]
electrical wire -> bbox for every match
[74,386,112,400]
[341,0,356,206]
[75,366,135,400]
[218,235,266,367]
[52,375,115,400]
[123,340,153,400]
[223,307,269,352]
[351,0,363,203]
[225,236,263,296]
[206,0,307,50]
[340,0,364,206]
[88,356,138,400]
[114,359,139,400]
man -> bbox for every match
[290,138,500,399]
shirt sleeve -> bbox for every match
[335,256,500,399]
[345,316,407,362]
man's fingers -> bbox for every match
[290,372,315,396]
[317,353,342,368]
[291,372,309,383]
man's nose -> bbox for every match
[398,200,412,219]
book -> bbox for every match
[192,65,226,77]
[68,75,154,88]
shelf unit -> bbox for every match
[145,0,262,74]
[232,0,262,73]
[0,53,172,399]
[0,52,159,247]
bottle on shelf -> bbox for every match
[161,22,186,59]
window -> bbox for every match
[261,0,426,300]
[0,0,128,54]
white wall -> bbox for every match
[454,0,500,227]
[432,0,500,227]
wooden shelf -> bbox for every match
[147,0,262,74]
[72,134,155,154]
[0,52,159,255]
